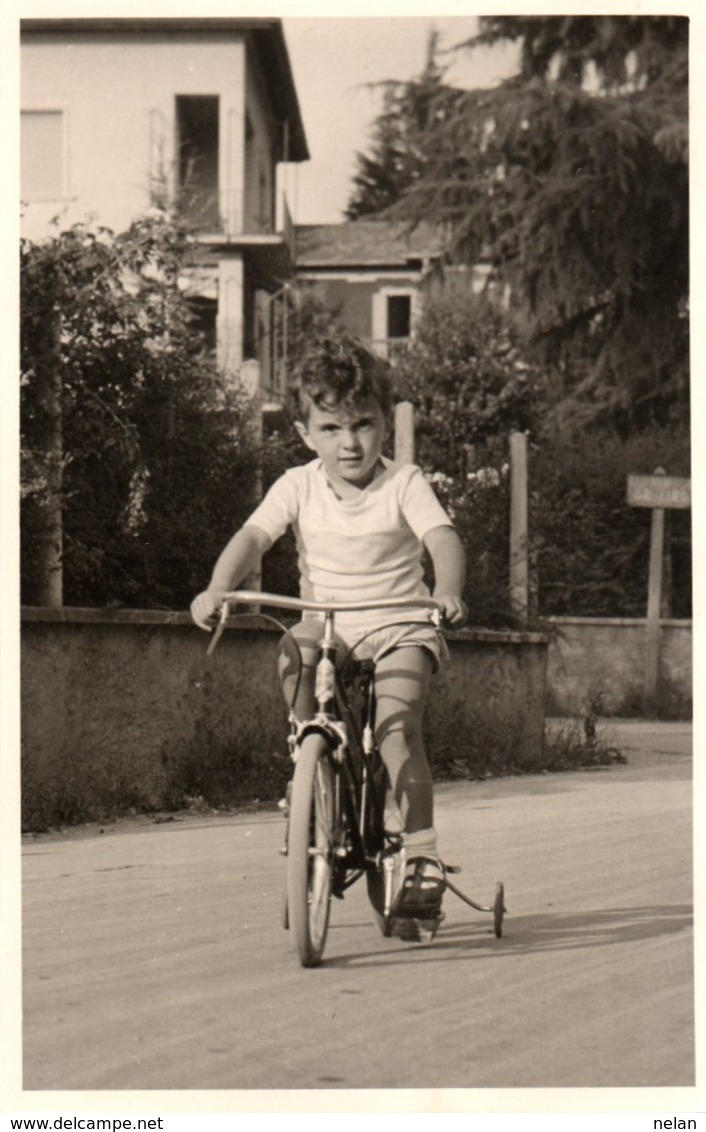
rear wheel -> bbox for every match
[281,883,289,930]
[364,764,396,936]
[287,733,337,967]
[366,866,393,937]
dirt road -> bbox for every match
[22,721,693,1091]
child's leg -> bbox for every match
[374,645,444,911]
[373,645,435,837]
[277,619,324,719]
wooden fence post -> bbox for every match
[242,359,263,593]
[394,401,415,464]
[35,309,63,608]
[645,502,666,705]
[509,431,529,623]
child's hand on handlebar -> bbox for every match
[190,589,225,631]
[434,594,468,628]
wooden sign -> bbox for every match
[627,474,690,510]
[627,468,691,706]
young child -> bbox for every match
[191,336,467,918]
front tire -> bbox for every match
[287,733,336,967]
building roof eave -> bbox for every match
[249,24,309,163]
[21,17,309,163]
[293,221,446,269]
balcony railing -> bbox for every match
[172,188,295,256]
[361,337,414,363]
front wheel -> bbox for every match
[287,733,337,967]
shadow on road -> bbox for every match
[323,903,692,968]
[444,903,692,952]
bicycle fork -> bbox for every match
[379,841,405,919]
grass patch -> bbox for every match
[541,718,627,772]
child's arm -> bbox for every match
[191,524,272,630]
[423,525,468,626]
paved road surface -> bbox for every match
[22,721,693,1091]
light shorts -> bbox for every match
[296,616,449,672]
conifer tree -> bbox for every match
[345,30,447,220]
[351,16,689,432]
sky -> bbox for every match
[279,16,519,225]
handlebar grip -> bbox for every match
[206,602,230,655]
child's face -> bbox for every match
[295,394,388,488]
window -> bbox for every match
[372,288,416,356]
[21,110,64,200]
[387,294,412,339]
[176,96,219,230]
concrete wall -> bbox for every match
[546,616,692,718]
[20,608,548,830]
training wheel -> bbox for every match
[493,882,506,938]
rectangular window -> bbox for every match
[176,95,220,230]
[387,294,412,339]
[21,110,64,200]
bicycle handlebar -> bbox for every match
[219,590,443,615]
[207,590,443,654]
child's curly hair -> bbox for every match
[289,336,394,421]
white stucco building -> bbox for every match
[20,17,309,400]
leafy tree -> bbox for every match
[392,291,547,473]
[21,213,258,609]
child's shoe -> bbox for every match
[395,855,446,919]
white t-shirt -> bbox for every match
[246,457,453,630]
